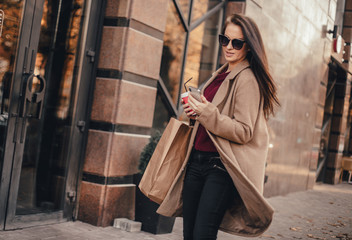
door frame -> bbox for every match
[63,0,106,221]
[0,0,106,230]
[0,0,45,229]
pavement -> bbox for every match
[0,183,351,240]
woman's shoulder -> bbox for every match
[235,67,258,88]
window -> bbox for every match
[153,0,225,131]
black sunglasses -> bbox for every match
[218,34,246,50]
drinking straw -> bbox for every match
[184,77,193,92]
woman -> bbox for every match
[157,14,280,239]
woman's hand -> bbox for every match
[188,94,209,116]
[181,100,197,120]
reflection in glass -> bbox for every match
[184,9,220,89]
[0,0,24,166]
[152,91,173,133]
[178,0,190,22]
[16,0,85,214]
[160,2,186,105]
[191,0,222,23]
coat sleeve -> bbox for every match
[196,71,261,144]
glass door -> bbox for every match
[0,0,42,229]
[14,0,87,218]
[0,0,105,230]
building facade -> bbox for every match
[0,0,351,230]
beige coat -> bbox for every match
[157,60,274,237]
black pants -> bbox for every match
[182,149,236,240]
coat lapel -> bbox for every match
[201,63,229,92]
[194,60,251,136]
[211,60,250,107]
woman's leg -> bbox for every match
[192,164,236,240]
[182,161,204,240]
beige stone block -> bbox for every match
[318,0,329,14]
[323,39,332,64]
[306,171,316,190]
[130,0,169,32]
[83,130,112,176]
[315,105,324,128]
[101,185,136,226]
[321,64,329,86]
[115,80,157,127]
[78,181,106,226]
[335,154,343,169]
[106,0,131,18]
[109,133,150,176]
[78,182,136,227]
[309,150,319,171]
[328,0,337,20]
[124,29,163,80]
[312,128,322,149]
[318,84,327,106]
[300,150,311,169]
[91,78,120,122]
[340,115,348,134]
[98,27,126,70]
[338,134,346,153]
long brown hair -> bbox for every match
[223,14,280,119]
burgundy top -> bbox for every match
[194,70,230,152]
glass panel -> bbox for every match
[178,0,190,23]
[160,2,186,105]
[191,0,222,24]
[16,0,85,214]
[183,9,221,90]
[0,0,24,167]
[152,91,173,132]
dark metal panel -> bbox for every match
[63,0,106,221]
[190,1,226,31]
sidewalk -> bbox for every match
[0,183,351,240]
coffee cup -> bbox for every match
[181,92,196,116]
[181,92,189,104]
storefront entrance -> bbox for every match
[0,0,104,230]
[317,60,348,183]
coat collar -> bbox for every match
[202,60,250,107]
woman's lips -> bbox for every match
[225,51,234,57]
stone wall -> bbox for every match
[77,0,169,226]
[245,0,337,196]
